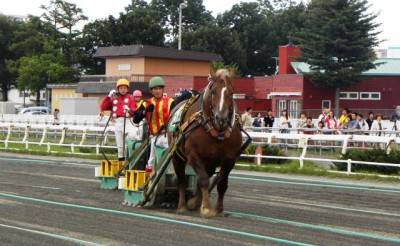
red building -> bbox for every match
[269,44,400,118]
[78,44,400,118]
[164,43,399,118]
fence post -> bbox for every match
[299,156,303,169]
[299,136,309,169]
[25,141,29,149]
[71,143,74,153]
[96,144,100,155]
[47,142,50,152]
[254,146,262,166]
[347,159,352,175]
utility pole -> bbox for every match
[178,2,187,50]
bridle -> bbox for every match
[199,74,237,140]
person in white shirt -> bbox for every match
[241,106,253,128]
[296,112,307,128]
[318,107,329,122]
[279,109,290,133]
[370,114,384,136]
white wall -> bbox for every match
[7,87,46,106]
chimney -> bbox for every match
[278,41,300,75]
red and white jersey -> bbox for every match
[100,94,136,118]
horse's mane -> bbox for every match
[215,69,231,79]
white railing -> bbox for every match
[0,121,399,177]
[241,132,400,177]
[0,122,116,154]
[0,114,108,126]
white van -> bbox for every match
[18,106,50,115]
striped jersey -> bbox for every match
[146,97,173,136]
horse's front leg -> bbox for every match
[214,163,234,217]
[193,165,212,217]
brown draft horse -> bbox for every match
[171,68,242,217]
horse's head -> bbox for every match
[204,68,236,132]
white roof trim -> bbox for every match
[268,92,302,97]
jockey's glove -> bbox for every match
[145,104,155,113]
[108,89,116,98]
[123,105,130,112]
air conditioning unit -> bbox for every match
[233,94,245,99]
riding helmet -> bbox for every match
[149,77,165,89]
[116,78,130,88]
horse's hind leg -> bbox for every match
[173,159,188,213]
[188,167,214,210]
[187,183,201,210]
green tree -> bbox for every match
[183,22,247,73]
[78,18,117,74]
[272,0,296,10]
[217,2,273,75]
[211,62,242,77]
[297,0,381,115]
[117,2,165,46]
[0,15,21,101]
[267,2,307,73]
[17,53,78,105]
[41,0,88,67]
[150,0,213,48]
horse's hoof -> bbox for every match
[200,208,214,218]
[176,206,188,213]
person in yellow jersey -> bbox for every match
[132,90,146,109]
[134,77,173,177]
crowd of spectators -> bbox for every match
[241,106,387,136]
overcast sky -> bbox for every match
[1,0,398,48]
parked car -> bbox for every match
[18,106,50,115]
[23,111,49,115]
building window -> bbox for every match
[339,92,359,100]
[289,100,301,119]
[360,92,381,100]
[118,64,131,71]
[277,100,287,117]
[322,100,331,109]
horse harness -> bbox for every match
[168,82,240,163]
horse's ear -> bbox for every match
[210,67,217,81]
[229,68,235,80]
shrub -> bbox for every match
[238,144,289,164]
[336,149,400,175]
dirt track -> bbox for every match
[0,153,399,245]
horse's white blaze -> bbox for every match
[219,87,227,112]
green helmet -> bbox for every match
[149,76,165,89]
